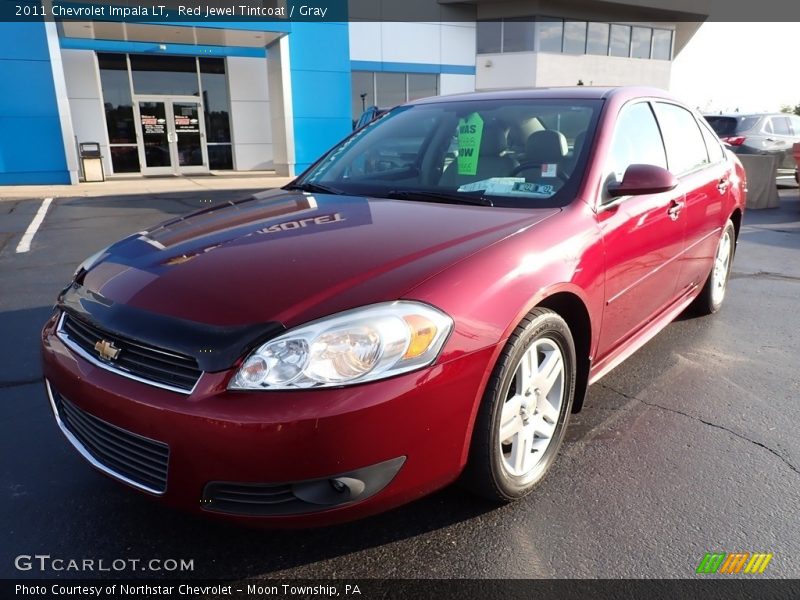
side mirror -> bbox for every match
[607,164,679,197]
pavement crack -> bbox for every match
[730,270,800,283]
[744,224,800,236]
[598,383,800,477]
[0,378,41,389]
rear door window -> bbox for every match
[770,116,792,136]
[654,102,710,176]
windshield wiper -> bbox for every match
[285,181,346,195]
[385,190,493,207]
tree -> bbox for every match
[780,103,800,116]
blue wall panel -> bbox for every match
[0,22,69,185]
[350,60,476,75]
[60,37,267,58]
[287,22,352,172]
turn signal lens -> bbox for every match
[403,315,438,359]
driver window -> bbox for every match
[604,102,667,199]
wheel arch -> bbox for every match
[730,207,742,241]
[536,291,592,413]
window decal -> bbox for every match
[457,112,484,176]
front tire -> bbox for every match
[463,308,576,502]
[691,220,736,315]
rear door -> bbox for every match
[652,102,729,296]
[595,101,686,358]
[765,115,796,171]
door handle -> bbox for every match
[717,178,730,194]
[667,199,685,220]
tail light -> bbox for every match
[721,136,746,146]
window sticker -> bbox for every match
[541,163,558,178]
[456,178,556,198]
[511,182,556,196]
[457,112,484,176]
[457,177,524,194]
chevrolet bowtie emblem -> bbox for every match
[94,339,120,361]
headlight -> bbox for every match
[229,301,453,390]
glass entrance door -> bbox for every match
[135,96,208,175]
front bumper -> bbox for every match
[40,312,495,526]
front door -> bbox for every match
[135,97,208,176]
[595,101,687,360]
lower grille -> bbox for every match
[58,313,202,393]
[49,384,169,494]
[202,457,407,516]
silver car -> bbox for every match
[704,113,800,180]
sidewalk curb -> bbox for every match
[0,174,293,201]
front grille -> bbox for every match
[203,482,304,516]
[59,313,202,393]
[51,388,169,494]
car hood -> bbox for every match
[81,189,559,328]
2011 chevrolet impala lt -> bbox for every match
[41,87,746,526]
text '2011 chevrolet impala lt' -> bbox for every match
[41,87,745,526]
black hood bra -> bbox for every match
[57,283,284,373]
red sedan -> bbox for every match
[41,87,745,526]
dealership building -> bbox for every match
[0,0,709,185]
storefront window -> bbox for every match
[609,24,631,57]
[586,22,610,55]
[536,18,563,53]
[351,71,375,122]
[108,147,141,173]
[652,29,673,60]
[563,21,587,54]
[376,72,406,109]
[199,58,233,170]
[502,19,535,52]
[206,145,233,170]
[351,72,440,123]
[130,55,200,96]
[476,21,502,54]
[408,73,438,101]
[631,26,652,59]
[98,53,139,173]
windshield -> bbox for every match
[298,98,602,208]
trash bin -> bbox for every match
[79,142,105,182]
[739,154,779,209]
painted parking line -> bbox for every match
[15,197,53,254]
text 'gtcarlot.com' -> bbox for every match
[13,554,194,572]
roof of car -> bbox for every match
[704,113,781,118]
[410,86,678,105]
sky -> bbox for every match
[671,22,800,113]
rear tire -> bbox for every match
[691,220,736,316]
[462,308,576,502]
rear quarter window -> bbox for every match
[699,121,726,164]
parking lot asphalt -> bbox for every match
[1,187,799,580]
